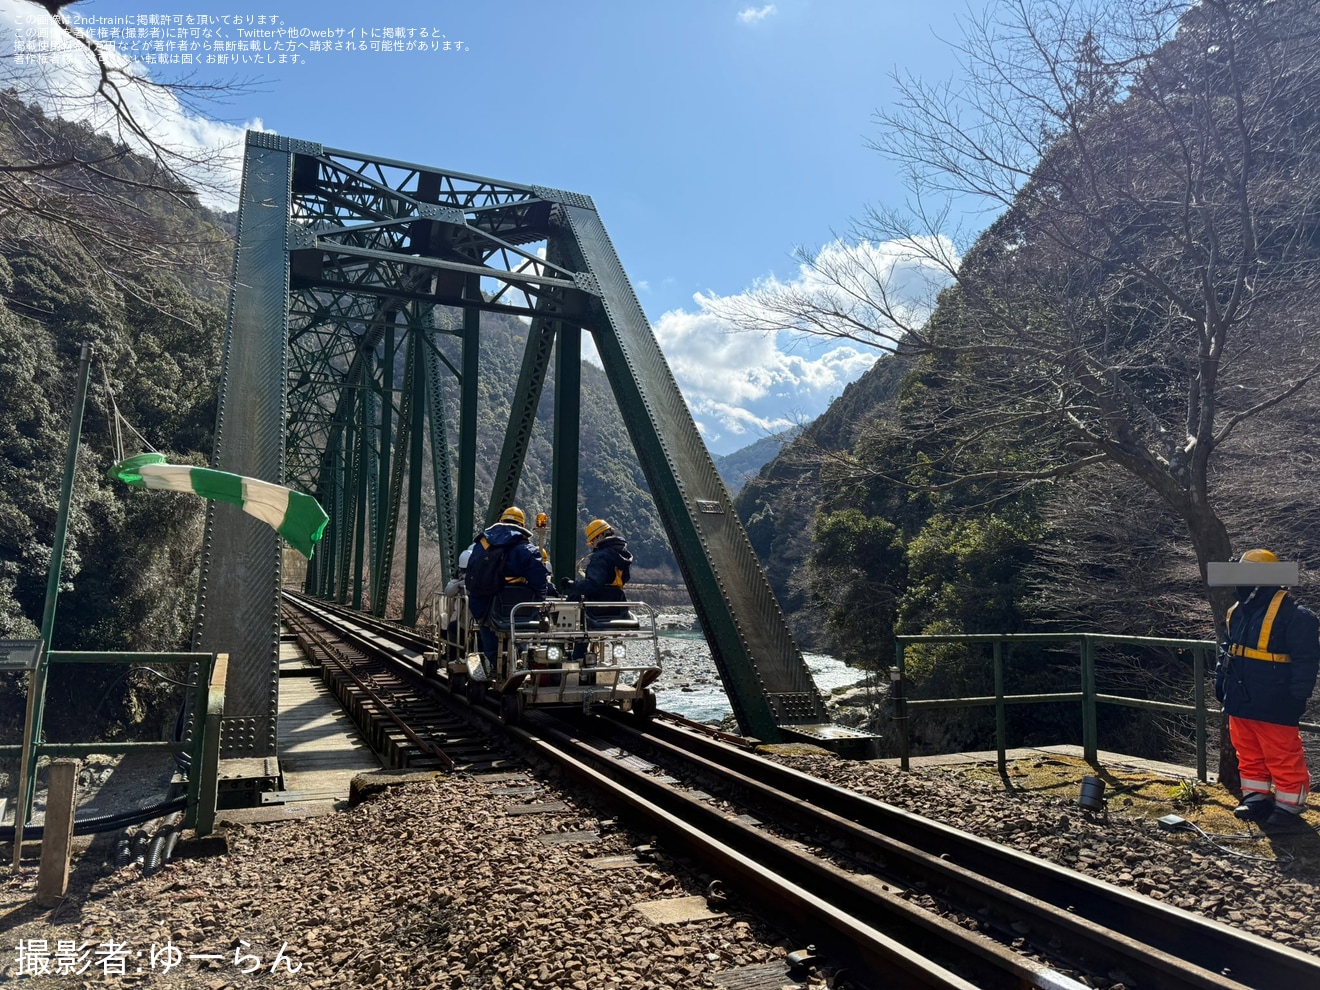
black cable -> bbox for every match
[2,796,187,842]
[131,665,196,688]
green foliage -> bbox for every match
[808,508,905,668]
[734,352,908,646]
[899,512,1043,637]
[749,2,1320,700]
[0,89,229,740]
[1168,777,1202,808]
[713,427,801,493]
[898,619,979,699]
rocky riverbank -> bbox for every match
[649,609,879,726]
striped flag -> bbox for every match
[110,454,329,558]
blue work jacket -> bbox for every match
[1215,589,1319,726]
[466,523,551,621]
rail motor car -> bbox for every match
[429,590,662,724]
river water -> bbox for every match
[649,628,867,723]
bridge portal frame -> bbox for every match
[197,132,827,758]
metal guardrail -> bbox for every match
[193,653,227,836]
[3,651,224,838]
[892,632,1320,780]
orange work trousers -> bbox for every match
[1229,716,1311,812]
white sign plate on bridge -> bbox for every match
[0,639,42,672]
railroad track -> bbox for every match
[557,711,1320,990]
[281,593,508,773]
[279,593,1320,989]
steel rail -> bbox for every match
[620,715,1320,990]
[585,714,1247,990]
[283,589,436,656]
[280,598,1297,988]
[282,606,453,770]
[277,602,993,985]
[505,712,986,990]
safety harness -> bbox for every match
[1226,590,1292,663]
[491,534,528,586]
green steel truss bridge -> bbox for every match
[199,131,830,758]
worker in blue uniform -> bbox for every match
[571,518,633,606]
[1216,548,1319,830]
[467,506,554,668]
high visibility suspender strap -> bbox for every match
[1258,590,1287,652]
[1228,590,1291,662]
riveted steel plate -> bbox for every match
[248,131,322,156]
[286,225,317,251]
[416,203,467,224]
[768,693,820,722]
[531,185,595,210]
[198,141,291,758]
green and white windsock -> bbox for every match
[109,453,329,558]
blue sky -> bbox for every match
[4,0,975,454]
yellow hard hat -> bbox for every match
[585,519,611,544]
[500,506,526,526]
[1240,548,1279,563]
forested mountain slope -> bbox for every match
[740,0,1320,674]
[428,313,677,583]
[712,427,803,495]
[735,353,906,647]
[0,90,678,740]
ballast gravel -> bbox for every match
[769,751,1320,959]
[2,745,1317,989]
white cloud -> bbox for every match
[0,1,260,209]
[736,5,778,25]
[649,236,955,449]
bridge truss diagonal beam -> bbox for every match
[559,205,827,736]
[202,131,826,757]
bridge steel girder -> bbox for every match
[194,134,297,758]
[485,308,557,529]
[375,331,418,618]
[206,132,824,756]
[456,279,481,558]
[423,328,458,580]
[550,320,582,584]
[557,204,827,737]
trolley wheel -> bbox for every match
[467,675,487,707]
[500,690,525,726]
[634,687,657,721]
